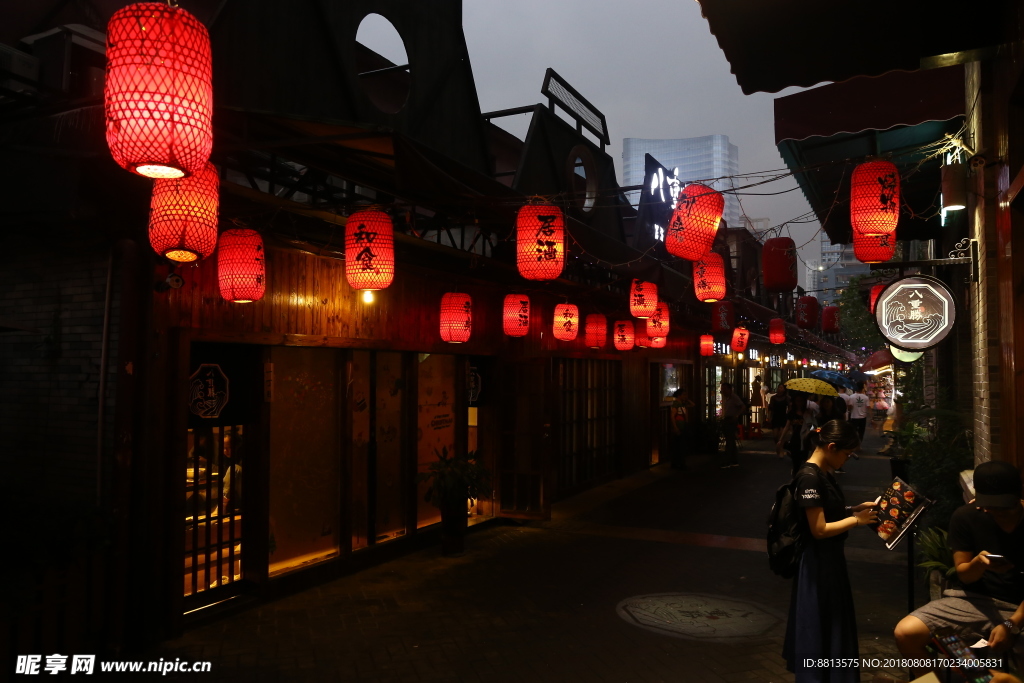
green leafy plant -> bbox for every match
[837,274,887,353]
[916,526,958,581]
[417,447,492,508]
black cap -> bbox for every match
[975,461,1022,509]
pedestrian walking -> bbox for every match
[769,384,790,458]
[719,382,746,468]
[848,383,870,441]
[782,393,812,474]
[783,419,878,682]
[750,374,764,426]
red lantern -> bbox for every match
[853,231,896,264]
[869,283,885,314]
[647,301,671,337]
[635,331,651,348]
[613,320,635,351]
[711,301,734,332]
[700,334,715,357]
[802,358,809,366]
[553,304,579,341]
[148,161,218,262]
[769,318,786,345]
[762,237,797,293]
[822,306,840,334]
[440,293,472,343]
[851,160,900,236]
[731,327,750,353]
[796,296,819,329]
[650,335,667,349]
[585,314,607,349]
[218,229,265,303]
[516,203,565,280]
[345,208,395,291]
[693,252,726,302]
[105,3,213,178]
[503,294,530,337]
[665,184,724,260]
[629,279,658,318]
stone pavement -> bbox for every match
[146,424,922,682]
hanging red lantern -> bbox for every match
[711,301,734,332]
[762,237,797,293]
[700,334,715,357]
[731,327,750,353]
[650,335,667,349]
[516,203,565,280]
[629,279,658,318]
[869,282,885,314]
[802,358,809,366]
[345,208,395,291]
[853,231,896,264]
[613,320,635,351]
[503,294,530,337]
[769,318,786,345]
[822,306,840,334]
[665,184,724,260]
[851,160,900,236]
[440,293,472,343]
[105,3,213,178]
[553,304,579,341]
[693,252,726,302]
[148,161,218,262]
[635,331,651,348]
[647,301,671,337]
[585,314,607,349]
[796,296,819,329]
[217,229,265,303]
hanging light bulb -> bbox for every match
[941,161,967,211]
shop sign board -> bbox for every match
[874,275,956,351]
[189,363,229,418]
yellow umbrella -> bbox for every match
[784,377,839,396]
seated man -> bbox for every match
[894,461,1024,678]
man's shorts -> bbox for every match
[910,589,1024,655]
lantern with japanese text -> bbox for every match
[516,203,565,280]
[440,293,473,343]
[650,335,667,349]
[217,229,265,303]
[665,184,724,260]
[585,314,607,349]
[822,306,840,334]
[148,161,218,262]
[105,3,213,178]
[711,301,734,332]
[700,334,715,357]
[769,318,786,345]
[503,294,530,337]
[796,296,819,329]
[731,327,750,353]
[344,208,395,291]
[762,237,797,293]
[693,252,726,302]
[553,304,579,341]
[629,279,658,318]
[647,301,670,337]
[869,282,885,314]
[853,231,896,264]
[613,320,635,351]
[851,160,900,236]
[635,331,651,348]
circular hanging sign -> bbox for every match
[874,275,956,351]
[889,344,924,363]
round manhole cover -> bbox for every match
[616,593,782,642]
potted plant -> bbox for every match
[418,447,492,556]
[917,526,959,600]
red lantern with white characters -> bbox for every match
[553,304,579,341]
[693,252,726,302]
[711,301,734,332]
[635,331,651,348]
[148,161,218,262]
[731,327,750,353]
[647,301,670,337]
[105,2,213,178]
[344,208,395,291]
[762,237,798,293]
[503,294,530,337]
[516,203,565,280]
[218,229,265,303]
[649,335,667,349]
[700,334,715,357]
[769,318,786,345]
[440,293,472,343]
[585,314,607,349]
[613,320,635,351]
[629,279,658,318]
[869,282,885,314]
[853,231,896,264]
[822,306,840,334]
[796,296,819,329]
[851,160,900,236]
[665,184,724,260]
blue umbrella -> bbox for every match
[847,370,870,382]
[810,369,856,391]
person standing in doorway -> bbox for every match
[670,389,695,470]
[750,375,764,427]
[848,383,870,441]
[720,382,747,469]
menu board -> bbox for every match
[872,476,931,550]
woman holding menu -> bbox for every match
[783,420,879,682]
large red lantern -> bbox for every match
[105,3,213,178]
[769,318,786,345]
[629,279,658,318]
[440,293,472,343]
[345,208,395,291]
[762,237,797,293]
[503,294,530,337]
[218,229,265,303]
[585,314,607,349]
[711,301,734,332]
[650,335,667,349]
[516,203,565,280]
[613,320,635,351]
[693,252,727,302]
[148,161,218,262]
[796,296,819,329]
[700,334,715,357]
[869,283,885,314]
[851,160,900,236]
[553,304,579,341]
[822,306,840,334]
[665,184,724,260]
[647,301,671,337]
[853,231,896,264]
[731,327,750,353]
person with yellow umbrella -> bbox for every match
[781,378,837,475]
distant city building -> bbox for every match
[814,236,870,306]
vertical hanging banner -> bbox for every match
[874,275,956,351]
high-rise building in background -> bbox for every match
[623,135,741,228]
[813,235,870,306]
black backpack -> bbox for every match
[767,465,814,578]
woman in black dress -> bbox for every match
[783,419,879,682]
